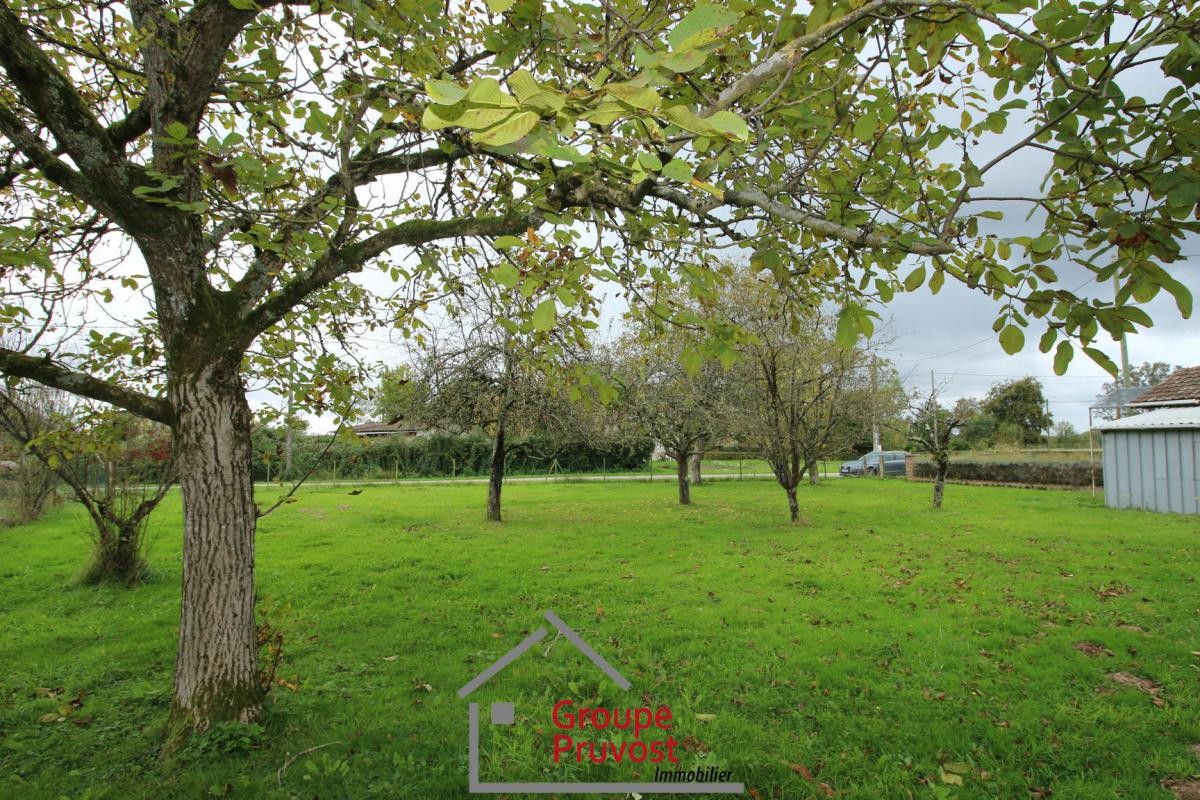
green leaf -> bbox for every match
[472,111,539,146]
[835,307,859,348]
[425,79,466,105]
[659,49,709,73]
[580,102,626,126]
[526,133,588,163]
[707,111,749,142]
[508,70,566,113]
[465,78,516,108]
[456,107,518,131]
[1029,234,1057,254]
[531,298,557,331]
[1083,346,1118,377]
[852,116,877,141]
[605,83,662,111]
[681,347,702,376]
[661,159,693,182]
[903,265,926,292]
[637,152,663,172]
[421,104,465,130]
[1053,340,1074,375]
[493,236,525,250]
[667,3,739,51]
[1038,328,1056,353]
[485,0,515,12]
[998,324,1024,355]
[488,263,521,287]
[165,121,190,141]
[1158,272,1193,318]
[661,105,713,136]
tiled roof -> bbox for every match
[1129,366,1200,407]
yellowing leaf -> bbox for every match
[662,104,713,136]
[472,111,539,146]
[999,324,1024,355]
[903,265,926,292]
[707,110,749,142]
[667,3,739,51]
[659,49,709,73]
[531,298,557,331]
[605,83,662,111]
[580,102,626,126]
[425,79,466,105]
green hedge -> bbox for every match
[912,460,1101,487]
[251,431,653,481]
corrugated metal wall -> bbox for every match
[1102,428,1200,514]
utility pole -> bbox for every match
[1113,275,1131,419]
[871,356,882,452]
[930,370,938,455]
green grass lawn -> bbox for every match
[1,480,1197,799]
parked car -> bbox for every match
[839,459,864,476]
[862,450,909,477]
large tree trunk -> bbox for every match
[675,455,690,505]
[168,362,262,738]
[487,421,505,522]
[687,452,702,485]
[806,459,819,485]
[786,484,800,523]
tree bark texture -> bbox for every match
[933,461,948,509]
[487,421,506,522]
[786,485,800,523]
[168,361,262,734]
[687,452,702,485]
[676,455,691,505]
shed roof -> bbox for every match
[1128,366,1200,407]
[1098,405,1200,431]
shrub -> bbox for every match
[911,460,1101,487]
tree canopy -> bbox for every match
[1,0,1196,735]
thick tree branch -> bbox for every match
[239,209,539,344]
[229,146,472,307]
[0,348,172,425]
[0,1,142,199]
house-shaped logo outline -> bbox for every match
[456,609,743,795]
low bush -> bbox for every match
[912,459,1101,487]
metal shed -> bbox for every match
[1099,406,1200,515]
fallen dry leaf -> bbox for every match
[1073,641,1114,657]
[382,655,398,661]
[787,763,813,780]
[818,782,836,797]
[1162,778,1200,800]
[1106,671,1162,694]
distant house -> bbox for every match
[1099,406,1199,515]
[1128,366,1200,410]
[351,420,425,438]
